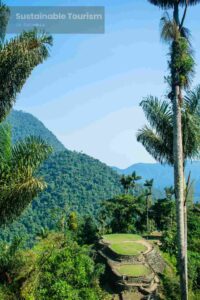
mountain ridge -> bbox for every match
[113,161,200,200]
[5,110,65,152]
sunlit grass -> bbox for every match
[110,242,146,256]
[116,264,151,277]
[102,234,142,244]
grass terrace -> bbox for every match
[110,242,147,256]
[116,264,151,277]
[102,234,147,256]
[102,234,142,244]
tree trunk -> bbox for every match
[184,202,188,294]
[146,195,149,233]
[173,85,188,300]
[172,3,188,298]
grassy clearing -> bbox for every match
[102,234,142,244]
[116,264,151,277]
[110,242,147,256]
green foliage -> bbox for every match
[0,29,53,122]
[152,198,176,231]
[170,37,195,88]
[187,208,200,252]
[0,3,10,45]
[120,171,141,193]
[188,251,200,291]
[0,150,121,244]
[161,228,178,256]
[0,233,109,300]
[0,125,52,226]
[99,194,146,234]
[161,207,200,295]
[68,212,78,232]
[161,273,181,300]
[78,216,98,245]
[0,237,23,285]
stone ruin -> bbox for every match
[98,235,166,298]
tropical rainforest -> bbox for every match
[0,1,200,300]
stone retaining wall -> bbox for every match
[145,248,165,274]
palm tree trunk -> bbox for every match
[146,195,149,233]
[184,202,188,293]
[173,84,188,300]
[183,173,188,299]
[172,3,188,298]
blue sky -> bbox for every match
[6,0,200,168]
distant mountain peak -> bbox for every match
[113,161,200,201]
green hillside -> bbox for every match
[5,110,65,152]
[0,111,121,242]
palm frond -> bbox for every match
[140,96,173,140]
[0,123,11,161]
[184,85,200,114]
[160,13,180,43]
[0,30,53,122]
[182,108,200,160]
[137,88,200,165]
[12,136,53,172]
[148,0,200,9]
[0,177,46,225]
[137,126,173,164]
[180,26,192,44]
[0,3,10,45]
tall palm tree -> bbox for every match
[0,2,53,122]
[147,1,200,299]
[0,125,52,225]
[137,86,200,296]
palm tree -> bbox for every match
[131,171,142,189]
[120,175,133,194]
[0,125,52,225]
[164,186,174,201]
[144,179,154,233]
[147,1,200,298]
[137,87,200,165]
[120,172,141,194]
[137,86,200,297]
[0,2,53,122]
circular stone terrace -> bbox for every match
[102,234,152,257]
[99,234,164,296]
[100,234,155,285]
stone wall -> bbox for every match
[145,248,165,274]
[98,237,165,296]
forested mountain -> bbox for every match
[114,162,200,201]
[5,110,65,152]
[0,110,121,243]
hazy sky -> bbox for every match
[6,0,200,168]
